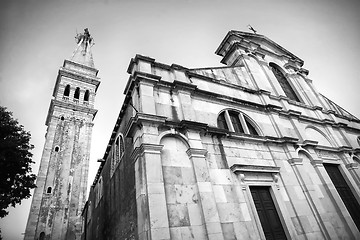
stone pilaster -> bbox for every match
[132,143,170,240]
[186,148,225,240]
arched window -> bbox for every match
[47,187,52,194]
[84,90,90,102]
[270,63,300,102]
[39,232,45,240]
[110,134,125,176]
[115,137,120,161]
[74,87,80,99]
[54,146,60,152]
[64,85,70,97]
[96,177,103,206]
[218,110,259,136]
[87,201,92,223]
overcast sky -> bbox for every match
[1,0,359,239]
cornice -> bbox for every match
[288,158,303,165]
[161,119,300,146]
[130,143,164,162]
[231,164,280,174]
[127,54,156,74]
[298,142,357,155]
[186,148,208,158]
[53,68,101,98]
[346,162,359,170]
[45,99,97,126]
[63,59,99,74]
[59,68,101,87]
[172,80,197,92]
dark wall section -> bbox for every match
[83,137,137,240]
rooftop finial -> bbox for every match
[247,25,257,34]
[70,28,95,67]
[75,28,94,52]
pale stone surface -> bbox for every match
[168,204,190,227]
[187,203,203,226]
[148,193,169,228]
[151,227,170,240]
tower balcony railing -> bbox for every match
[73,99,79,104]
[63,96,69,101]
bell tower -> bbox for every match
[24,29,100,240]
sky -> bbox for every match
[0,0,359,239]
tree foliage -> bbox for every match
[0,106,36,218]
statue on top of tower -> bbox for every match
[75,28,93,51]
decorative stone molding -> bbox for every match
[354,148,360,154]
[63,59,99,74]
[186,148,208,158]
[302,140,318,147]
[279,109,303,119]
[231,164,280,188]
[315,150,339,160]
[311,159,324,167]
[288,158,303,165]
[46,99,98,126]
[130,143,164,162]
[338,146,353,152]
[315,145,338,152]
[173,80,197,92]
[180,120,208,131]
[125,113,167,137]
[346,162,359,170]
[321,119,335,125]
[312,106,323,111]
[133,71,161,86]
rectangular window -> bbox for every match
[250,186,287,240]
[324,164,360,230]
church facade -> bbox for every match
[83,30,360,240]
[77,31,360,239]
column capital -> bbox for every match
[130,143,164,161]
[186,148,207,158]
[311,159,324,167]
[346,162,359,170]
[288,158,303,165]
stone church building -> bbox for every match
[26,30,360,240]
[82,30,360,239]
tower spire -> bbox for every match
[71,28,95,68]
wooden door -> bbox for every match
[250,186,287,240]
[324,163,360,230]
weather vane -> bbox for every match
[247,24,257,34]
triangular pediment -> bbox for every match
[216,30,303,65]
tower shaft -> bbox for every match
[25,30,100,240]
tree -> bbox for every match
[0,106,36,218]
